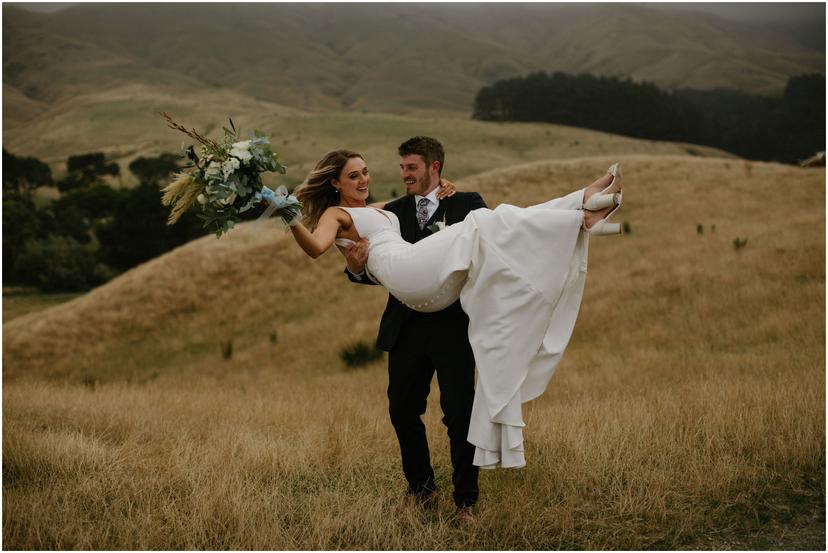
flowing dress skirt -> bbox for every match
[366,190,588,468]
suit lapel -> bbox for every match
[399,195,419,242]
[401,194,464,241]
[426,199,449,228]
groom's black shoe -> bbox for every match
[455,506,477,526]
[401,490,439,511]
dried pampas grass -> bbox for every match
[161,172,204,225]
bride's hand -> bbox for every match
[437,179,457,199]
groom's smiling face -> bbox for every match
[400,154,437,196]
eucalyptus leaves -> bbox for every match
[160,113,300,237]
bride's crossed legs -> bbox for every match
[583,167,623,229]
[527,166,623,229]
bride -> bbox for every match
[285,150,623,468]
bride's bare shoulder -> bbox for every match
[321,205,353,227]
[322,205,346,218]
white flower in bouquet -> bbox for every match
[222,157,240,177]
[230,140,253,161]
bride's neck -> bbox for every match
[338,198,367,208]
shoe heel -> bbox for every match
[583,192,621,211]
[586,220,622,235]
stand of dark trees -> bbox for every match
[473,72,825,164]
[2,150,244,292]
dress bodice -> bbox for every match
[335,207,401,242]
[334,207,405,283]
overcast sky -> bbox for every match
[11,1,826,25]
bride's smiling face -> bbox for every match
[332,156,371,203]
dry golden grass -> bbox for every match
[3,156,824,549]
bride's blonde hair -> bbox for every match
[295,149,364,230]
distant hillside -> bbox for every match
[4,2,823,119]
[1,102,735,200]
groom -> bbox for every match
[344,136,486,519]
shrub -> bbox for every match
[13,235,99,292]
[129,153,182,186]
[220,340,233,360]
[339,340,384,368]
[3,197,45,280]
[97,181,206,270]
[3,149,53,200]
[55,183,123,221]
[58,152,119,192]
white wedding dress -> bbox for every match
[335,189,589,469]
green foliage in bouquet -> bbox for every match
[160,113,294,237]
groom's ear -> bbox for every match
[430,160,442,175]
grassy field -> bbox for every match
[3,156,824,549]
[2,287,83,323]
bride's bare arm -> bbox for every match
[289,208,343,259]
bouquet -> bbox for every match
[160,112,302,237]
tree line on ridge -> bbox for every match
[473,72,825,164]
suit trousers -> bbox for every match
[387,309,479,508]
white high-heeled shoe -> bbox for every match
[584,203,622,235]
[583,163,623,211]
[584,164,623,235]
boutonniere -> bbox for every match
[426,215,447,234]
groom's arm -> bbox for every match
[468,192,487,211]
[454,191,487,216]
[343,238,377,285]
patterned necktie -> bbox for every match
[416,198,430,229]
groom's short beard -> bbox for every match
[406,172,430,196]
[416,173,432,195]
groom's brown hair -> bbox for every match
[398,136,445,176]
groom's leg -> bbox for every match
[430,321,479,508]
[388,319,437,498]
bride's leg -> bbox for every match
[528,166,621,212]
[582,171,618,206]
[527,189,584,210]
[583,203,615,229]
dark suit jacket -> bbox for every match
[346,191,487,351]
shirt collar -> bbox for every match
[414,187,440,205]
